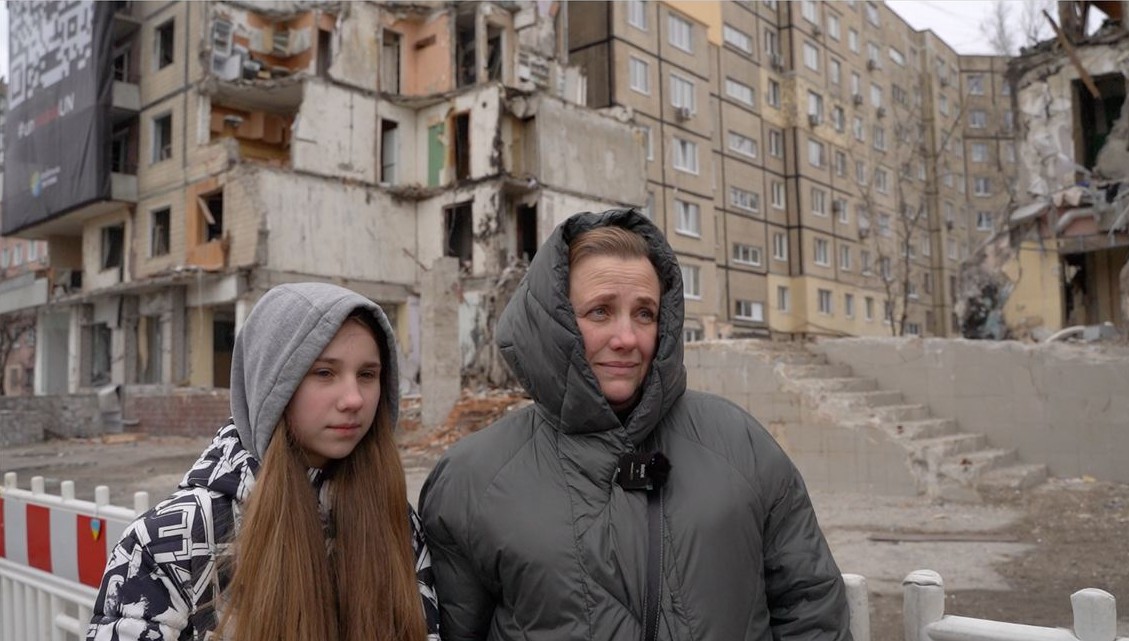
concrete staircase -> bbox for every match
[770,343,1047,502]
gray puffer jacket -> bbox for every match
[420,209,850,641]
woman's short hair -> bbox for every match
[568,225,651,268]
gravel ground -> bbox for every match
[3,434,1127,639]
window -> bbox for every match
[733,243,763,266]
[879,256,892,280]
[848,28,859,53]
[807,92,824,123]
[853,116,865,142]
[668,14,693,52]
[835,198,849,222]
[974,177,991,196]
[866,2,880,26]
[1003,111,1014,132]
[28,242,39,262]
[12,245,22,266]
[380,119,399,183]
[673,138,699,173]
[818,289,833,314]
[642,191,655,219]
[101,224,125,270]
[873,125,886,151]
[150,208,170,257]
[629,57,650,94]
[814,237,829,265]
[684,327,704,343]
[839,244,851,270]
[870,84,883,108]
[1004,142,1017,163]
[867,42,881,66]
[811,187,827,216]
[769,130,784,157]
[828,13,841,39]
[152,113,172,163]
[855,159,867,184]
[777,285,791,311]
[834,151,847,176]
[628,0,647,30]
[865,296,874,321]
[681,264,701,299]
[889,47,905,66]
[970,110,987,128]
[675,200,701,236]
[977,211,993,230]
[830,59,842,85]
[861,250,871,273]
[444,202,474,265]
[851,72,861,96]
[723,24,753,54]
[726,78,755,107]
[907,322,921,336]
[802,0,818,22]
[808,139,824,168]
[155,19,175,70]
[967,74,984,95]
[924,272,934,294]
[908,280,919,299]
[773,232,788,260]
[640,125,654,160]
[922,237,932,257]
[878,213,891,237]
[764,29,780,57]
[893,84,908,105]
[940,93,949,116]
[875,168,888,193]
[971,142,988,162]
[735,300,765,321]
[1001,80,1011,96]
[767,80,781,108]
[884,299,894,324]
[670,74,695,112]
[0,249,7,269]
[730,187,760,213]
[771,181,786,209]
[803,42,820,71]
[844,293,855,318]
[947,237,958,260]
[728,132,758,158]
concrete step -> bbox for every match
[766,352,826,365]
[873,404,932,422]
[979,463,1049,492]
[940,448,1018,484]
[826,390,905,410]
[911,433,988,459]
[776,363,853,380]
[885,418,959,440]
[794,377,878,393]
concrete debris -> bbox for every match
[462,258,527,389]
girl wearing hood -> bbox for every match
[420,210,850,640]
[88,283,440,641]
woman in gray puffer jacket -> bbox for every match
[421,209,850,641]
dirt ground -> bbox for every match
[2,396,1127,639]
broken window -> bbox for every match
[382,30,401,93]
[213,314,236,388]
[110,125,134,173]
[198,189,224,242]
[486,25,503,82]
[152,113,172,163]
[1074,73,1127,170]
[155,19,175,70]
[88,322,112,387]
[516,204,538,261]
[453,113,470,181]
[317,28,332,77]
[456,11,476,87]
[112,43,132,82]
[381,119,399,184]
[151,207,170,257]
[101,224,124,271]
[139,315,162,384]
[444,202,474,268]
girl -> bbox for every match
[88,282,440,641]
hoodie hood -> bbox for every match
[495,208,686,445]
[229,282,401,462]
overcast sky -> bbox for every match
[0,1,1043,84]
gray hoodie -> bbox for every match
[230,282,400,461]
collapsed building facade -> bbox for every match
[967,0,1129,339]
[0,1,644,402]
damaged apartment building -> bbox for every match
[967,0,1129,339]
[0,1,643,409]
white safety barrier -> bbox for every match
[903,569,1126,641]
[0,472,148,641]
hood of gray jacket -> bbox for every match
[495,208,686,445]
[229,282,400,462]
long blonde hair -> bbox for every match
[217,317,426,641]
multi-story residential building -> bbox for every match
[569,0,1016,340]
[1,1,644,400]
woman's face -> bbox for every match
[286,319,382,468]
[569,254,661,412]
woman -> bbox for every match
[88,282,440,641]
[420,209,850,640]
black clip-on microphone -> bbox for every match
[615,451,671,492]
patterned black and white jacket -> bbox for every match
[86,423,442,641]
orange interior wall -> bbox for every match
[398,13,452,96]
[184,177,226,270]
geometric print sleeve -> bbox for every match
[410,506,442,641]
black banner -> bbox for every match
[2,1,113,235]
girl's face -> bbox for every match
[286,319,382,468]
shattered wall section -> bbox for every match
[414,85,504,188]
[291,79,377,182]
[329,2,379,91]
[388,10,454,96]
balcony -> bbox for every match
[112,80,140,124]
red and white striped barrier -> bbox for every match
[0,472,148,641]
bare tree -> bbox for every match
[981,0,1017,56]
[0,312,35,396]
[1019,0,1055,48]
